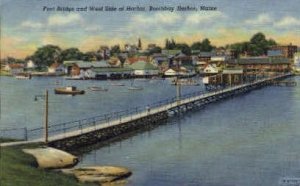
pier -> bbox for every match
[0,73,293,149]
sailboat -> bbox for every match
[127,80,143,90]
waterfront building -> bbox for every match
[267,50,283,58]
[227,56,291,76]
[48,62,65,75]
[271,44,298,59]
[3,63,24,75]
[129,61,159,77]
[294,52,300,71]
[164,66,195,77]
[64,60,133,79]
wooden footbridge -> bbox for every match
[0,73,293,149]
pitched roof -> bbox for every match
[126,56,149,65]
[235,57,290,64]
[67,61,111,68]
[130,61,158,70]
[8,64,24,69]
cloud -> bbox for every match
[48,13,83,26]
[185,11,225,24]
[21,21,43,29]
[244,13,273,25]
[275,16,300,27]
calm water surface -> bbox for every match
[77,77,300,186]
[1,76,300,186]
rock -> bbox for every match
[61,166,132,185]
[23,147,78,169]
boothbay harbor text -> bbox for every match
[43,5,217,12]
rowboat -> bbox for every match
[54,86,85,95]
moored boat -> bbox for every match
[15,73,32,80]
[88,86,108,91]
[127,86,143,90]
[110,82,125,86]
[54,86,85,95]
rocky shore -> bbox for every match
[23,147,132,185]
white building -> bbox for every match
[294,52,300,71]
[203,64,219,74]
[26,60,36,69]
[48,63,65,75]
[130,61,159,76]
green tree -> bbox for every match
[191,41,202,50]
[31,45,62,67]
[138,38,142,49]
[174,43,191,55]
[61,48,83,61]
[249,32,269,56]
[110,45,121,55]
[200,38,213,52]
[148,46,162,55]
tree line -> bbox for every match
[3,32,278,68]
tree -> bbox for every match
[228,32,278,57]
[174,43,191,55]
[110,45,121,55]
[165,39,170,49]
[200,38,213,52]
[148,46,162,55]
[81,51,99,61]
[138,38,142,49]
[30,45,62,67]
[164,38,176,49]
[117,55,126,67]
[61,48,83,61]
[250,32,268,56]
[191,41,202,50]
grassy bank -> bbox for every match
[0,142,95,186]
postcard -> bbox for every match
[1,0,300,185]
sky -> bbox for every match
[1,0,300,58]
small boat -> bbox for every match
[127,80,143,90]
[15,73,32,80]
[110,82,125,86]
[54,86,85,95]
[128,86,143,90]
[88,86,108,91]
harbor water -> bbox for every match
[1,76,300,185]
